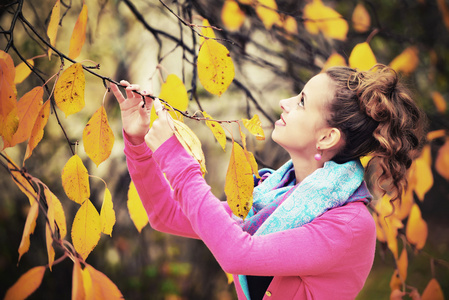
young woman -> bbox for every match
[111,64,425,300]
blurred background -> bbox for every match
[1,0,448,299]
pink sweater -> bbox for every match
[124,134,376,300]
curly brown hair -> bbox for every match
[325,64,427,205]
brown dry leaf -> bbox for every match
[71,199,101,260]
[83,105,115,167]
[421,278,445,300]
[4,266,46,300]
[24,100,51,163]
[54,63,85,117]
[222,0,245,31]
[225,142,254,219]
[406,204,428,250]
[18,200,39,263]
[127,181,148,233]
[349,42,377,71]
[431,91,447,114]
[61,154,90,204]
[47,0,60,59]
[173,119,207,175]
[68,4,88,60]
[435,137,449,181]
[352,3,370,33]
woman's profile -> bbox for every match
[111,64,425,300]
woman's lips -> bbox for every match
[275,115,286,126]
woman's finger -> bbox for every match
[125,83,140,100]
[153,98,165,116]
[110,83,125,104]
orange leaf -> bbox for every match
[173,119,207,175]
[389,47,419,75]
[72,259,85,300]
[303,0,348,40]
[413,155,433,201]
[24,100,51,163]
[8,86,44,148]
[427,129,446,141]
[85,264,124,299]
[255,0,280,30]
[437,0,449,31]
[198,39,235,96]
[100,187,116,236]
[349,42,377,71]
[431,91,447,114]
[151,74,189,125]
[435,137,449,181]
[83,105,115,166]
[321,52,347,72]
[374,194,403,258]
[352,3,370,33]
[203,111,227,151]
[127,181,148,233]
[44,189,55,270]
[82,263,94,298]
[242,114,265,140]
[71,199,101,260]
[225,142,254,219]
[0,50,19,146]
[389,247,408,291]
[51,189,67,239]
[54,63,85,117]
[14,59,34,84]
[9,168,37,206]
[18,200,39,263]
[47,0,60,59]
[406,204,428,250]
[61,154,90,204]
[68,4,88,60]
[4,266,46,300]
[422,278,445,300]
[221,0,245,32]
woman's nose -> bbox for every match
[279,98,290,112]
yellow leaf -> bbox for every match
[24,100,51,163]
[173,119,207,175]
[47,0,60,59]
[242,114,265,140]
[18,200,39,263]
[374,194,403,258]
[14,59,34,84]
[44,189,55,270]
[226,272,234,284]
[100,187,116,236]
[222,0,245,32]
[413,154,433,201]
[360,155,372,168]
[4,266,46,300]
[435,137,449,181]
[151,74,189,126]
[85,264,124,299]
[394,186,414,220]
[0,50,19,146]
[54,63,85,117]
[349,42,377,71]
[283,15,298,35]
[225,142,254,219]
[389,47,419,75]
[239,129,259,178]
[10,168,37,206]
[255,0,280,30]
[431,91,447,114]
[83,105,115,167]
[82,263,94,300]
[200,19,216,45]
[68,4,88,60]
[203,111,227,151]
[352,3,370,33]
[321,52,347,72]
[51,189,67,239]
[72,259,85,300]
[239,0,253,4]
[406,204,427,250]
[198,39,235,96]
[61,154,90,204]
[127,181,149,233]
[390,247,408,291]
[437,0,449,31]
[422,278,445,300]
[71,199,101,260]
[427,129,446,141]
[7,86,44,148]
[303,0,348,40]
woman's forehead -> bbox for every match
[304,73,335,106]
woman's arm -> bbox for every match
[153,136,360,277]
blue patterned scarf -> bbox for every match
[236,159,372,300]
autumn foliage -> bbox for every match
[1,0,449,299]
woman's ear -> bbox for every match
[317,128,342,150]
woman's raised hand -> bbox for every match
[145,98,174,152]
[111,80,153,145]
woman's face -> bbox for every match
[272,73,335,157]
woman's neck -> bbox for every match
[290,155,324,183]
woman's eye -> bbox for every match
[298,94,305,107]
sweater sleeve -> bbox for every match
[153,136,357,276]
[123,130,199,239]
